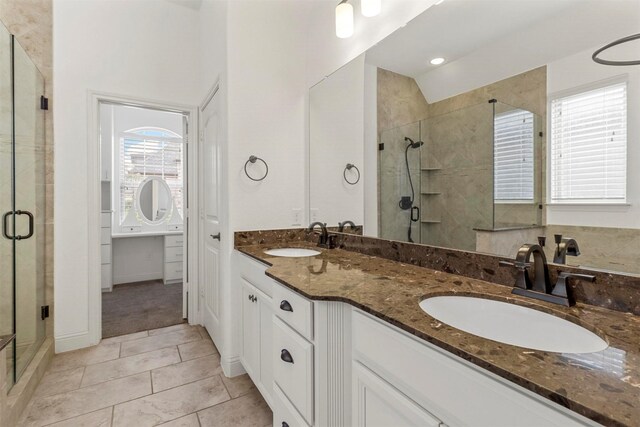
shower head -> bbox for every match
[404,137,424,149]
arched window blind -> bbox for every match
[494,109,535,201]
[550,81,627,202]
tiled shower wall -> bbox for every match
[0,0,53,338]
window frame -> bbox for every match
[547,76,629,206]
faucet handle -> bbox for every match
[552,271,595,301]
[499,260,531,270]
[554,234,563,245]
[537,236,546,247]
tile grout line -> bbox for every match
[111,405,115,427]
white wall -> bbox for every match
[546,43,640,228]
[54,0,200,351]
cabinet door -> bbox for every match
[259,296,274,404]
[353,362,441,427]
[241,282,261,380]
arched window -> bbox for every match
[119,127,184,223]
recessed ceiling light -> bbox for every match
[430,57,445,65]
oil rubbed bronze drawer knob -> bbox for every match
[280,300,293,312]
[282,423,289,427]
[280,349,294,364]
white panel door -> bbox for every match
[200,88,222,343]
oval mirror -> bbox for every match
[136,177,172,223]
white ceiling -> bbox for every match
[366,0,640,101]
[164,0,203,11]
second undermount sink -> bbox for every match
[420,296,608,354]
[264,248,321,258]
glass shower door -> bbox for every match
[12,36,46,382]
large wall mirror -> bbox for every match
[309,0,640,275]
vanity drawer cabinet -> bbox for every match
[237,253,274,298]
[272,282,313,341]
[100,212,111,227]
[164,261,183,282]
[164,234,184,248]
[165,246,183,263]
[273,383,311,427]
[100,245,112,264]
[273,317,314,425]
[100,228,111,245]
[101,264,112,288]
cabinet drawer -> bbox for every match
[100,228,111,244]
[100,244,111,264]
[101,264,112,289]
[167,224,183,231]
[236,252,272,298]
[165,246,183,263]
[165,234,184,248]
[100,212,111,227]
[272,282,313,341]
[273,384,310,427]
[164,261,183,281]
[273,317,314,425]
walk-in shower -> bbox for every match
[0,21,47,388]
[399,137,423,242]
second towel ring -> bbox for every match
[343,163,360,185]
[244,155,269,181]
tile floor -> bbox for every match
[18,324,272,426]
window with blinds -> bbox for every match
[550,81,627,203]
[494,109,535,202]
[119,128,184,223]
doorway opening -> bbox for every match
[99,102,189,338]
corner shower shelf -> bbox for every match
[421,219,442,224]
[421,192,442,195]
[421,167,442,171]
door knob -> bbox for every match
[210,233,221,241]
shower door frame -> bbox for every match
[82,91,200,351]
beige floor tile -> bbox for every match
[82,347,181,387]
[21,372,151,426]
[33,366,84,398]
[158,413,200,427]
[148,323,192,336]
[221,373,255,398]
[48,341,121,372]
[152,354,222,392]
[112,376,230,427]
[197,389,272,427]
[178,339,217,361]
[102,330,149,344]
[46,407,113,427]
[120,329,202,358]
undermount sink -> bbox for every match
[420,296,608,354]
[264,248,321,258]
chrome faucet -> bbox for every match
[500,243,595,306]
[307,222,335,248]
[553,234,580,264]
[338,220,356,233]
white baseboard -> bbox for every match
[54,330,97,353]
[221,355,246,378]
[113,272,163,285]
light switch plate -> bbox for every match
[292,208,302,226]
[310,208,319,223]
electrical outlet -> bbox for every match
[292,208,302,226]
[310,208,319,223]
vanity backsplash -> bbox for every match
[235,228,640,315]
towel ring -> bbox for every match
[244,155,269,181]
[343,163,360,185]
[592,33,640,66]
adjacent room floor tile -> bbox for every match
[48,341,121,373]
[197,389,272,427]
[178,338,217,361]
[82,347,181,387]
[46,407,113,427]
[152,354,222,392]
[120,328,201,358]
[33,366,84,398]
[221,373,256,398]
[112,376,230,427]
[21,372,151,426]
[157,413,200,427]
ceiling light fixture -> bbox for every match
[361,0,381,17]
[430,57,445,65]
[336,0,354,39]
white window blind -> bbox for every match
[119,128,183,223]
[494,109,535,201]
[550,82,627,202]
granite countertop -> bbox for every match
[236,241,640,427]
[0,334,15,352]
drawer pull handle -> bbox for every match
[279,300,293,312]
[282,423,289,427]
[280,349,294,364]
[248,294,257,303]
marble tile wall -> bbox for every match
[377,68,429,134]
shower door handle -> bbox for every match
[2,211,12,239]
[411,206,420,222]
[15,210,34,240]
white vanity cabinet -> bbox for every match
[163,234,184,284]
[100,211,112,291]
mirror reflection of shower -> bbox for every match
[400,137,424,242]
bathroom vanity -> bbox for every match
[233,232,639,427]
